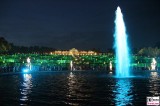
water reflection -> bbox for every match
[150,72,158,78]
[66,72,78,105]
[114,79,133,106]
[149,72,160,96]
[20,74,32,104]
[67,72,75,97]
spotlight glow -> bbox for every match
[23,68,29,73]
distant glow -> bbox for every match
[23,68,29,73]
[114,6,130,77]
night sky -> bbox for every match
[0,0,160,51]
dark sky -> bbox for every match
[0,0,160,51]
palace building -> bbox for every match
[50,48,97,55]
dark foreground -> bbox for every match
[0,70,160,106]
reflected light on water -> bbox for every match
[65,72,79,105]
[67,72,76,97]
[114,79,133,106]
[149,72,160,96]
[20,74,32,104]
[150,72,158,78]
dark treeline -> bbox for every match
[0,37,11,52]
[1,36,160,56]
[0,37,55,54]
[10,45,55,54]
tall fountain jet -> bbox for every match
[114,6,130,77]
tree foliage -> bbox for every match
[0,37,11,52]
[138,47,160,57]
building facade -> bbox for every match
[50,48,97,55]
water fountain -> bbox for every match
[114,6,130,77]
[27,57,32,70]
[109,61,113,71]
[151,58,157,70]
[23,57,32,73]
[70,60,73,71]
